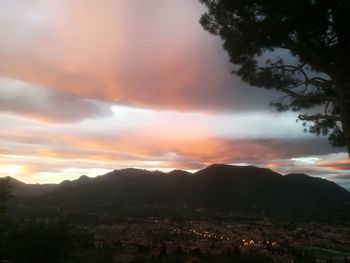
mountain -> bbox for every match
[6,176,57,196]
[10,164,350,221]
[11,164,350,223]
[20,164,347,206]
[192,165,350,205]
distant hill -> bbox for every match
[10,164,350,221]
[14,164,346,206]
[6,177,57,196]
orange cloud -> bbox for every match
[0,122,347,183]
[317,159,350,171]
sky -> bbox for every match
[0,0,349,188]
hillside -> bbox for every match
[10,164,350,221]
[6,177,57,196]
[22,164,349,206]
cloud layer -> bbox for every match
[0,107,347,184]
[0,0,279,113]
[0,78,111,122]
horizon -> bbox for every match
[5,163,350,191]
[0,0,349,188]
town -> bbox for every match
[75,217,350,262]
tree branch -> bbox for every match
[298,114,341,122]
[279,87,335,102]
[259,64,309,82]
[258,64,335,101]
[305,77,334,87]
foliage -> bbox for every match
[0,178,11,213]
[0,218,72,263]
[199,0,350,156]
[0,179,72,263]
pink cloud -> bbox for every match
[0,0,275,113]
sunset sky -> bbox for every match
[0,0,349,188]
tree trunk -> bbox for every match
[333,15,350,157]
[341,118,350,159]
[338,84,350,159]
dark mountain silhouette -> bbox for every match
[13,164,349,207]
[6,176,57,196]
[192,165,350,205]
[9,164,350,221]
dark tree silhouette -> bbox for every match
[4,219,71,263]
[0,178,11,213]
[0,178,71,263]
[199,0,350,157]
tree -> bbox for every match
[0,178,11,213]
[0,178,71,262]
[199,0,350,157]
[4,219,71,263]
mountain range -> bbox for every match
[8,164,350,208]
[6,176,57,196]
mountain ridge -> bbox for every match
[5,164,350,202]
[3,176,57,196]
[7,164,350,221]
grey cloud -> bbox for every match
[0,78,112,122]
[334,174,350,180]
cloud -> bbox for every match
[0,0,280,113]
[334,174,350,180]
[0,78,111,122]
[317,159,350,170]
[0,110,347,183]
[0,119,342,169]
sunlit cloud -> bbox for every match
[0,165,22,176]
[318,159,350,170]
[0,0,278,113]
[0,109,346,184]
